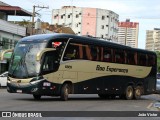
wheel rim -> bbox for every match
[127,87,133,98]
[64,86,69,99]
[135,88,141,96]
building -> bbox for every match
[118,19,139,48]
[145,28,160,51]
[0,1,32,50]
[0,1,32,74]
[52,6,119,41]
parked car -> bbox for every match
[0,71,8,87]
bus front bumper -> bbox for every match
[7,79,61,96]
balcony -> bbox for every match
[0,19,26,36]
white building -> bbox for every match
[0,1,32,50]
[145,28,160,51]
[52,6,119,42]
[118,19,139,48]
[0,1,32,74]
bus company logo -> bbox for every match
[96,65,128,73]
[2,112,11,117]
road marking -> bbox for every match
[147,103,153,109]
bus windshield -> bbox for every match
[9,42,47,78]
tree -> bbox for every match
[18,19,30,27]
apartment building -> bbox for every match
[118,19,139,48]
[52,6,119,42]
[145,28,160,51]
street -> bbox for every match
[0,88,160,120]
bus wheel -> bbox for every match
[125,86,133,100]
[61,84,70,101]
[134,86,142,100]
[33,94,41,100]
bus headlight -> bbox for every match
[7,80,11,83]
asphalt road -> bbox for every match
[0,88,160,120]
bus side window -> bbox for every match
[79,45,83,59]
[63,43,79,61]
[127,52,135,65]
[42,53,55,72]
[85,45,92,60]
[103,48,111,62]
[138,53,146,66]
[90,45,100,61]
[148,55,155,66]
[114,50,124,64]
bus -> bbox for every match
[6,33,157,101]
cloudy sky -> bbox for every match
[1,0,160,49]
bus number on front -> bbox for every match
[65,65,72,69]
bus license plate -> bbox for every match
[17,90,22,93]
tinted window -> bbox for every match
[126,51,137,65]
[148,54,156,66]
[114,49,124,64]
[138,53,146,66]
[63,42,81,61]
[103,48,112,62]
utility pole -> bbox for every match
[31,5,49,35]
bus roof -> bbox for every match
[20,33,156,55]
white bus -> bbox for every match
[6,33,157,100]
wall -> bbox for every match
[81,8,97,37]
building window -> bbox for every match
[107,15,109,18]
[14,40,18,47]
[106,25,108,27]
[101,25,104,29]
[102,16,105,20]
[76,14,79,18]
[2,37,10,49]
[61,15,63,19]
[68,15,70,18]
[101,35,104,38]
[76,24,78,27]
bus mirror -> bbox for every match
[0,49,13,61]
[36,48,56,61]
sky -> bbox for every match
[1,0,160,49]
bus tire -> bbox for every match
[60,84,69,101]
[33,94,41,100]
[125,86,133,100]
[134,86,142,100]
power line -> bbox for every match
[31,5,49,35]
